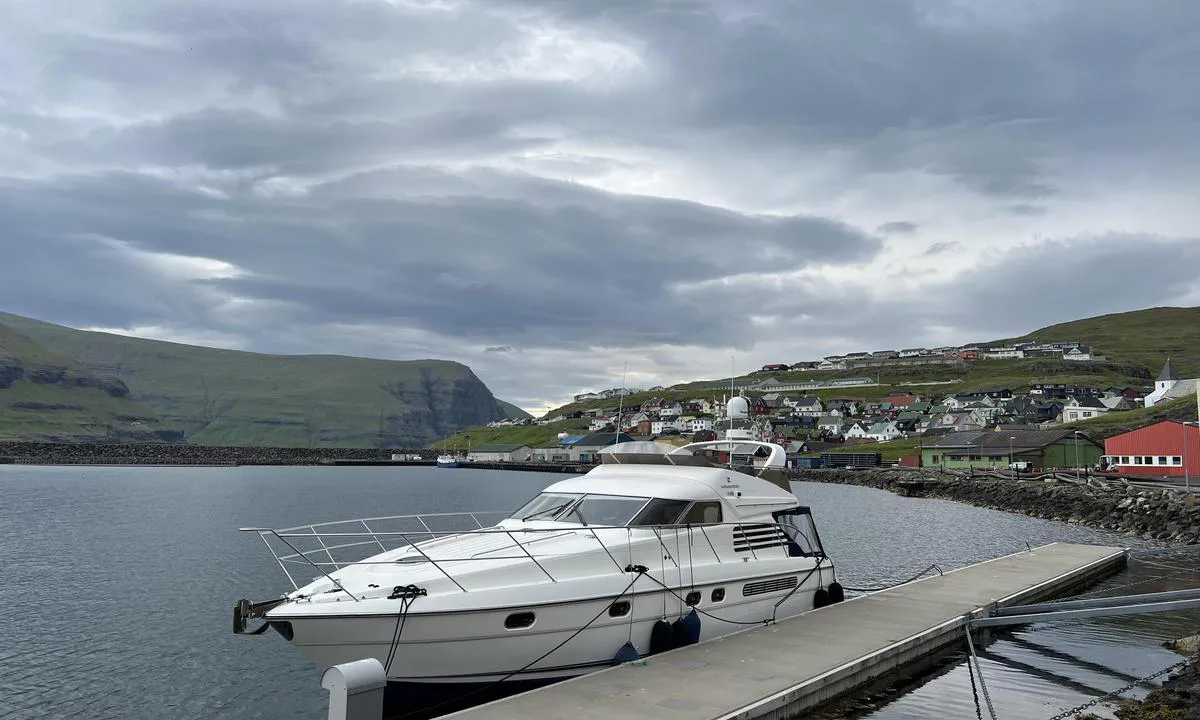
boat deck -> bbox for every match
[442,542,1126,720]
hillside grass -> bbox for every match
[0,324,170,441]
[431,419,592,450]
[542,358,1152,419]
[1004,306,1200,378]
[0,312,517,447]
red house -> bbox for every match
[1102,420,1200,477]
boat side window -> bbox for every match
[680,501,723,525]
[608,601,631,617]
[567,494,651,527]
[504,612,535,629]
[510,493,582,521]
[629,498,690,526]
[711,588,726,603]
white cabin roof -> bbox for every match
[543,463,798,514]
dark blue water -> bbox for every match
[0,466,1195,720]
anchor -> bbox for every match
[233,597,288,635]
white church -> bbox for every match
[1143,359,1199,407]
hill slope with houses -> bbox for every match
[434,306,1200,457]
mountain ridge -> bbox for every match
[0,311,530,446]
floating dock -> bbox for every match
[443,542,1126,720]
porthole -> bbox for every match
[685,591,702,606]
[504,612,536,629]
[711,588,726,603]
[608,601,631,617]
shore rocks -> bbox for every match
[792,468,1200,545]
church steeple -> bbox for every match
[1158,358,1181,383]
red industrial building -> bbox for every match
[1102,420,1200,477]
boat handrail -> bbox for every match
[240,512,807,593]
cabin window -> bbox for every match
[685,591,701,606]
[629,499,690,527]
[608,601,631,618]
[680,501,723,525]
[504,612,536,629]
[711,588,726,603]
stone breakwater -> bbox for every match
[0,442,431,466]
[792,469,1200,545]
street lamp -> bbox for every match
[1073,430,1083,481]
[1182,421,1199,494]
[1008,435,1015,471]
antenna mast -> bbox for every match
[614,362,628,441]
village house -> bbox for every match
[688,418,715,433]
[816,416,844,435]
[566,432,635,463]
[866,421,901,442]
[658,402,683,419]
[651,419,685,435]
[790,396,824,417]
[1062,396,1109,422]
[922,429,1102,471]
[844,422,872,440]
[1062,345,1095,362]
[1102,420,1200,477]
[468,443,533,462]
[898,348,927,357]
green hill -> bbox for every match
[0,312,529,447]
[1005,306,1200,378]
[0,324,177,442]
[434,306,1200,448]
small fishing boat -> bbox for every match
[434,454,459,468]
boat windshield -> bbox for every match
[511,493,582,521]
[509,492,652,526]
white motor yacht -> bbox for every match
[233,439,842,709]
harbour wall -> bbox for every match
[0,442,431,466]
[792,468,1200,544]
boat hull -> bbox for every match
[435,458,458,468]
[271,570,832,690]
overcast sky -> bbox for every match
[4,1,1200,413]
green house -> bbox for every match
[921,429,1102,471]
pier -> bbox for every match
[432,542,1126,720]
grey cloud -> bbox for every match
[924,241,959,255]
[4,0,1200,408]
[878,221,918,235]
[484,346,514,353]
[0,170,883,352]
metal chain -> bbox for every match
[1042,657,1192,720]
[964,628,998,720]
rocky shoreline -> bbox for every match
[0,442,431,466]
[791,468,1200,545]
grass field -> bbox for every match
[0,312,526,447]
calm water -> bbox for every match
[1,466,1197,720]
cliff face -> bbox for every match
[0,325,178,442]
[0,312,514,447]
